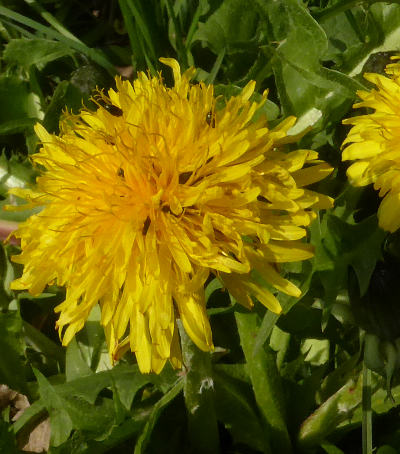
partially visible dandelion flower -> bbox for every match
[343,57,400,232]
[8,59,333,373]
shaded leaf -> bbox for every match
[0,311,28,393]
[321,441,345,454]
[0,418,19,454]
[4,39,74,69]
[0,119,36,136]
[179,324,219,454]
[0,76,42,125]
[214,369,270,452]
[134,380,184,454]
[312,214,385,298]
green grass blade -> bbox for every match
[164,0,187,68]
[1,18,36,39]
[186,1,204,49]
[0,6,115,74]
[206,49,225,84]
[118,0,144,69]
[23,0,83,44]
[125,0,157,63]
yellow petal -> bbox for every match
[262,241,314,262]
[174,290,213,352]
[378,191,400,232]
[291,163,333,187]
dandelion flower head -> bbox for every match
[343,57,400,232]
[9,59,333,373]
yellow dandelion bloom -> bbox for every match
[8,59,333,373]
[343,57,400,232]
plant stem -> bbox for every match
[362,362,373,454]
[313,0,381,21]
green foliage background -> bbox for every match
[1,1,400,453]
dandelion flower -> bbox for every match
[343,58,400,232]
[8,59,333,373]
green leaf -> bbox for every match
[65,337,94,382]
[134,380,184,454]
[297,371,377,448]
[376,447,398,454]
[0,152,37,196]
[13,400,46,436]
[110,365,154,411]
[312,214,385,298]
[69,64,114,97]
[179,324,220,454]
[42,64,114,134]
[319,353,361,402]
[321,441,345,454]
[62,394,115,439]
[253,310,279,356]
[15,365,149,443]
[33,367,144,444]
[0,311,28,393]
[33,368,74,447]
[345,3,400,77]
[4,38,74,69]
[65,308,109,381]
[0,76,42,125]
[0,418,19,454]
[0,243,15,306]
[348,379,400,426]
[214,363,250,383]
[301,338,330,366]
[256,0,327,62]
[256,0,328,115]
[42,81,84,133]
[83,407,148,453]
[270,325,291,370]
[214,369,271,453]
[254,0,358,135]
[47,432,88,454]
[23,321,65,365]
[0,6,115,75]
[235,311,292,453]
[205,277,223,303]
[253,259,313,356]
[60,363,152,407]
[17,361,171,444]
[0,118,36,136]
[73,306,107,373]
[194,0,260,55]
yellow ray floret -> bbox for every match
[8,58,333,373]
[343,57,400,232]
